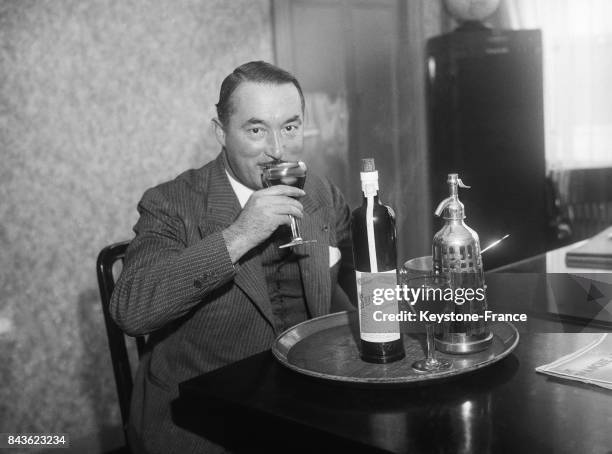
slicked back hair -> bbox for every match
[216,61,305,127]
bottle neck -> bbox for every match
[362,193,379,205]
[361,179,379,203]
[360,171,379,199]
[446,218,466,226]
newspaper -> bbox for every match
[536,334,612,390]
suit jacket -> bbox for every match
[110,152,355,453]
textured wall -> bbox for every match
[0,0,273,445]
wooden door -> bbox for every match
[273,0,431,261]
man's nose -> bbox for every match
[265,131,283,159]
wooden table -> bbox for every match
[173,246,612,453]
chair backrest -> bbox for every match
[96,241,145,441]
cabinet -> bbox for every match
[427,28,548,269]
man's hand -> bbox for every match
[222,185,305,263]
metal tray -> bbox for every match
[272,310,519,386]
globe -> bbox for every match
[443,0,501,22]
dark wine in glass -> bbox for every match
[261,161,315,248]
[264,174,306,189]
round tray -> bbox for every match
[272,310,519,385]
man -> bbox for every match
[110,61,355,453]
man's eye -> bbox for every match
[284,125,298,133]
[248,128,265,137]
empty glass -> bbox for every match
[401,255,433,279]
[403,274,452,373]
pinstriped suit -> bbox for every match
[110,152,355,453]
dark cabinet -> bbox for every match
[426,28,548,269]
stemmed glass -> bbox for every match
[403,274,453,373]
[260,160,316,249]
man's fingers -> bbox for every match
[249,194,303,213]
[269,197,303,212]
[285,206,303,219]
[257,185,305,198]
[263,202,303,220]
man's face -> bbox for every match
[218,81,304,190]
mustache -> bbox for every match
[256,159,286,168]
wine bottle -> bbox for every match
[351,158,405,363]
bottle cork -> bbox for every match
[361,158,376,172]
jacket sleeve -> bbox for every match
[109,186,236,336]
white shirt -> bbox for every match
[225,169,254,209]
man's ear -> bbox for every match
[212,118,226,148]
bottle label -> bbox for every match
[356,270,401,342]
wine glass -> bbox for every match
[260,160,316,249]
[401,255,433,280]
[403,274,453,373]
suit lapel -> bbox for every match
[198,154,275,328]
[197,155,334,325]
[295,193,331,319]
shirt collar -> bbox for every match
[224,169,254,209]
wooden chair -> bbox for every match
[96,241,145,453]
